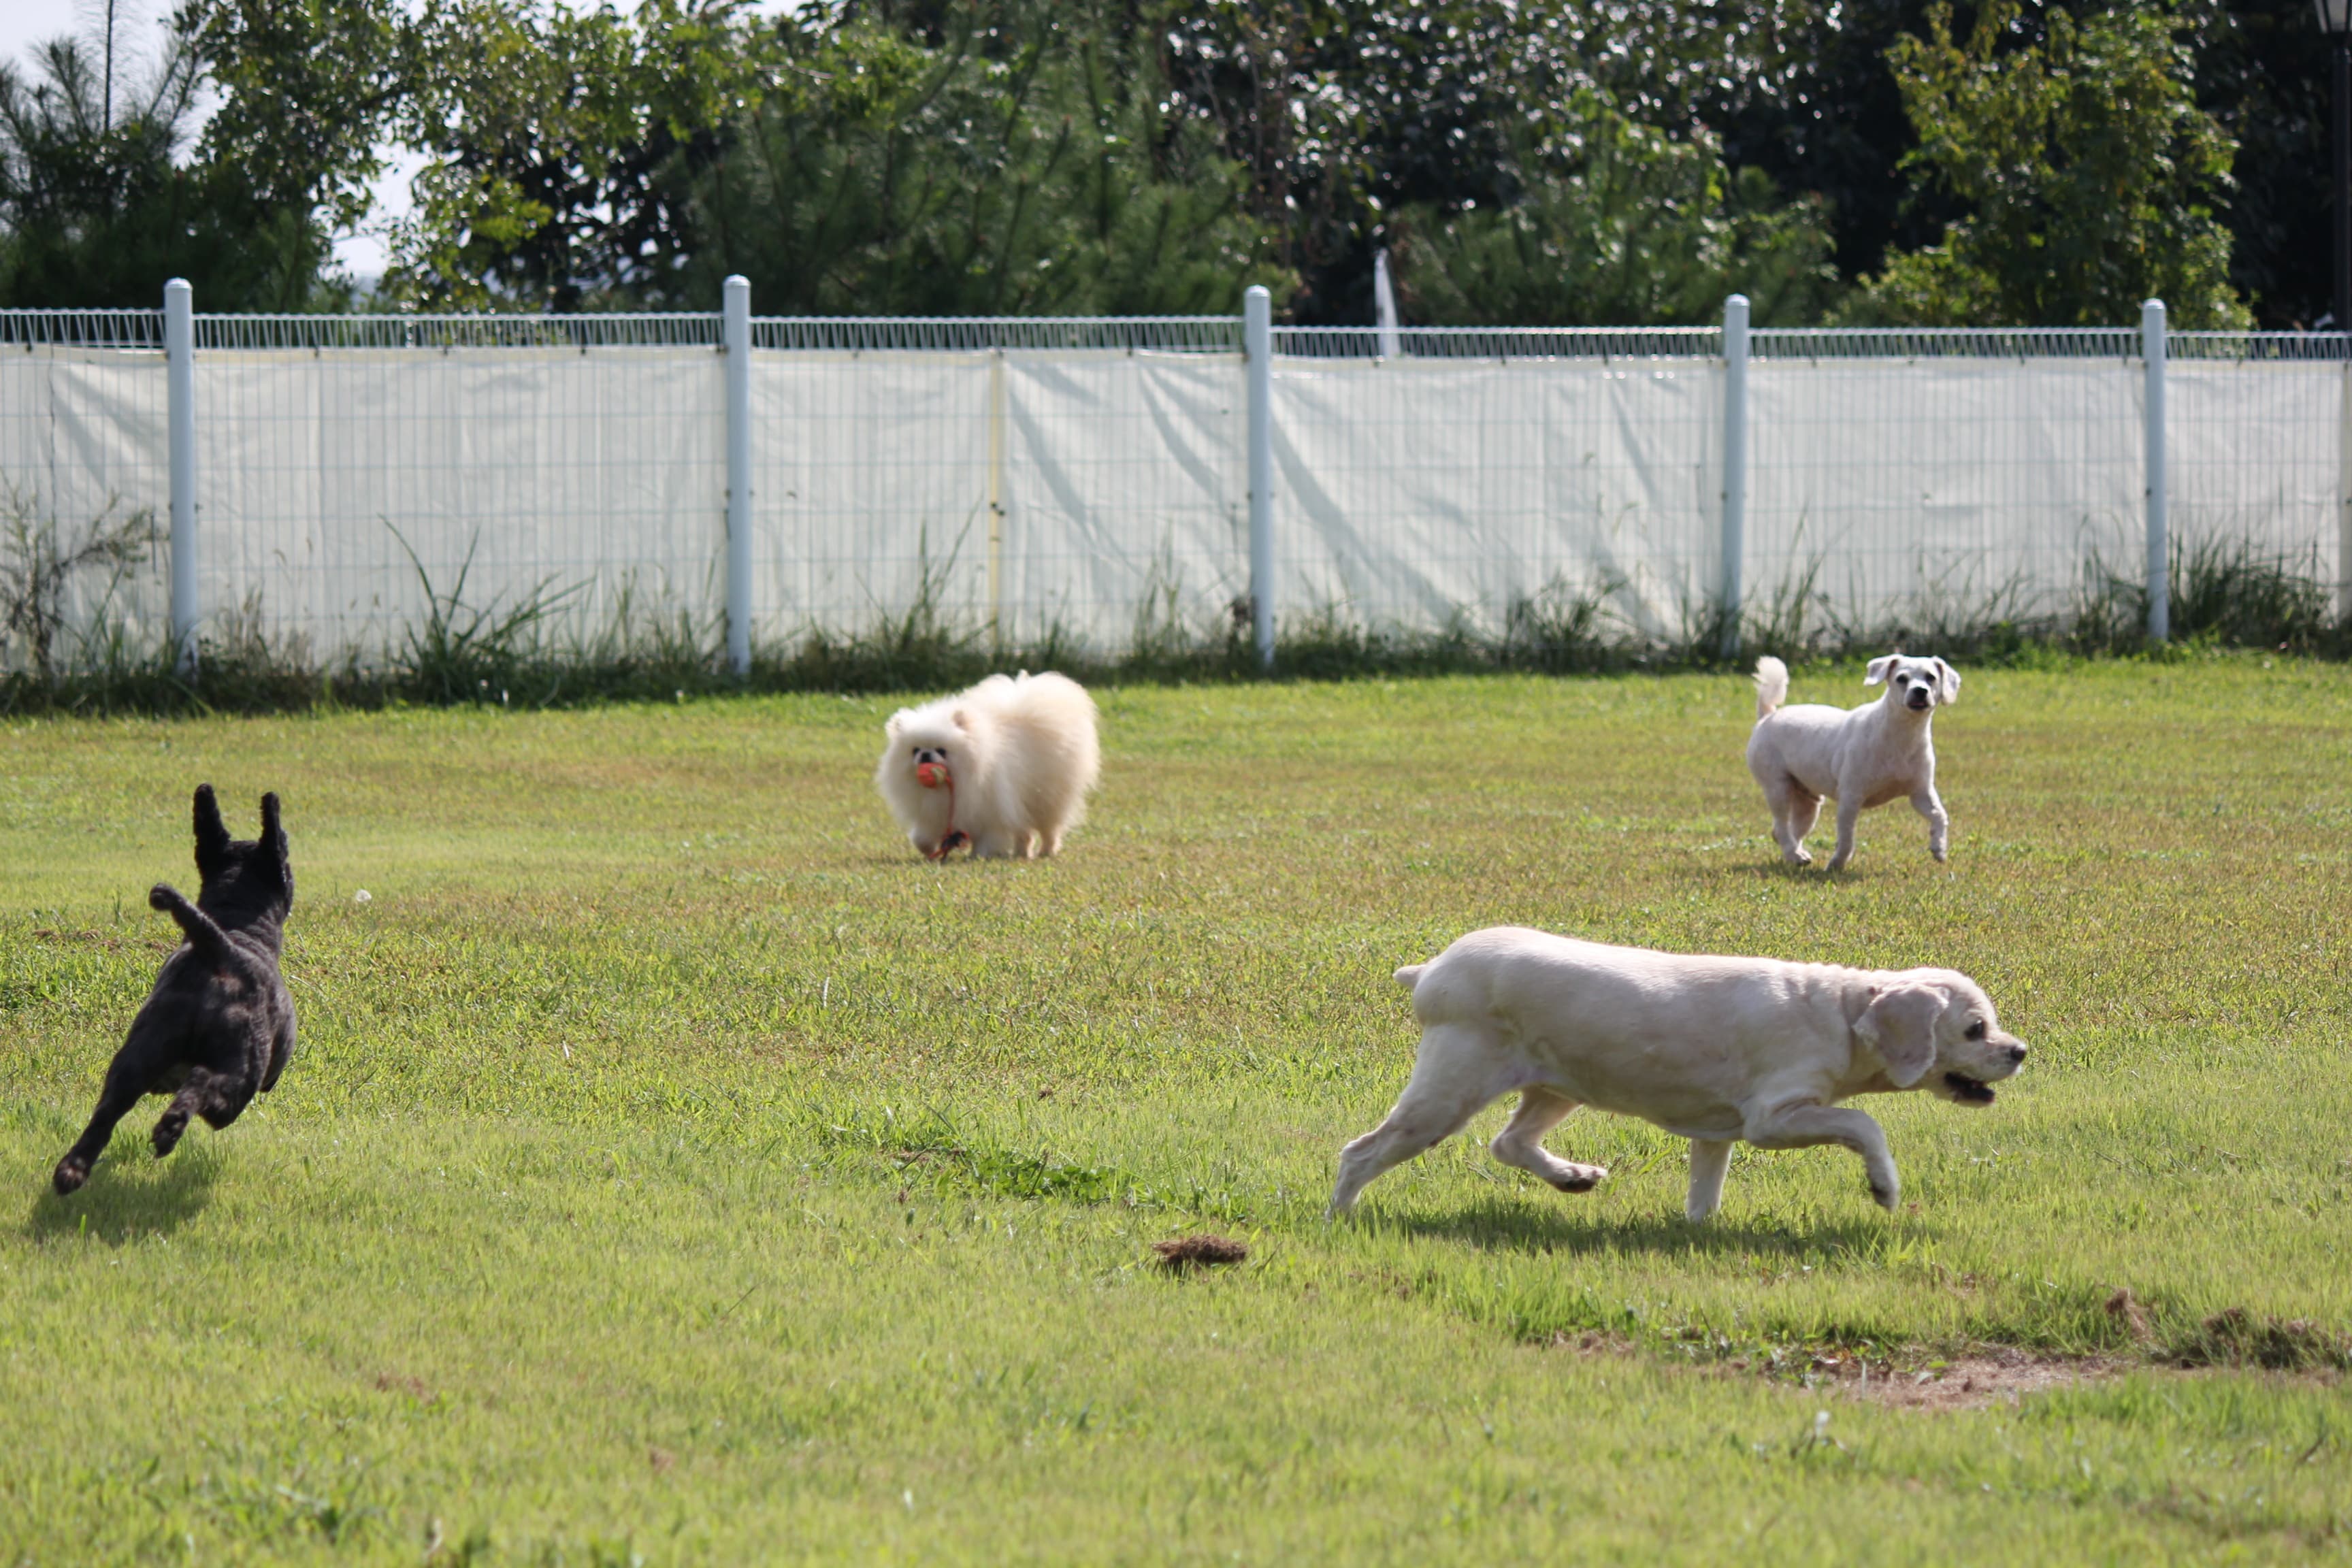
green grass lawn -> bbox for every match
[2,656,2348,1563]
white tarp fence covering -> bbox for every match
[0,322,2342,669]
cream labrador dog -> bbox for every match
[1747,653,1959,870]
[1328,928,2027,1222]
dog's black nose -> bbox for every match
[2004,1043,2027,1066]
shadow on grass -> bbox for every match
[23,1139,223,1244]
[1379,1196,1891,1260]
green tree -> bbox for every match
[1852,0,2249,327]
[382,1,1286,314]
[180,0,412,264]
[382,0,757,310]
[0,1,409,309]
[685,5,1286,314]
[1392,95,1838,326]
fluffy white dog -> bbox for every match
[1747,653,1959,870]
[1328,928,2028,1222]
[875,672,1100,860]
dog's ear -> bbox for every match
[1856,981,1944,1088]
[1934,658,1961,704]
[260,792,290,892]
[191,784,231,878]
[885,710,907,739]
[1863,655,1897,687]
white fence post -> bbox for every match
[165,278,197,674]
[2340,353,2352,624]
[1373,248,1402,360]
[1245,284,1274,672]
[723,274,752,676]
[2142,298,2168,645]
[1720,293,1750,658]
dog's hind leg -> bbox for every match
[1490,1087,1606,1194]
[152,1066,244,1156]
[53,1043,165,1194]
[1685,1139,1734,1222]
[1328,1024,1514,1218]
[195,1067,259,1130]
[1760,776,1818,865]
[1784,791,1823,860]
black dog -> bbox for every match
[52,785,297,1196]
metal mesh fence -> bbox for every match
[0,310,2341,672]
[0,338,174,663]
[191,346,723,664]
[1269,353,1721,640]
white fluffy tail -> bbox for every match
[1752,656,1789,720]
[1392,964,1424,990]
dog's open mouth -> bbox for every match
[1908,694,1932,710]
[1944,1071,1997,1105]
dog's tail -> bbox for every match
[1752,656,1789,720]
[150,883,229,956]
[1392,964,1424,990]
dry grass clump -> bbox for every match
[1152,1234,1248,1271]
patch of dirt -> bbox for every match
[1544,1333,2124,1410]
[1152,1234,1248,1271]
[1548,1329,1637,1357]
[372,1372,438,1404]
[2172,1307,2352,1371]
[647,1447,675,1475]
[1819,1346,2132,1409]
[31,927,161,953]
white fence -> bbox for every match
[0,287,2343,674]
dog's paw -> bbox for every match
[1549,1164,1607,1194]
[151,1115,186,1158]
[1931,847,1949,863]
[52,1156,89,1196]
[148,883,174,911]
[1868,1179,1899,1211]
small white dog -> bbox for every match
[1747,653,1959,870]
[1328,928,2027,1222]
[875,672,1101,860]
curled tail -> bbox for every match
[150,883,229,955]
[1752,656,1789,720]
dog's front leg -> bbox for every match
[1825,794,1863,872]
[1684,1139,1733,1222]
[53,1051,157,1194]
[1912,785,1948,862]
[1744,1102,1900,1211]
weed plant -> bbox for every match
[0,514,2343,719]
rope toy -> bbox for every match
[917,762,969,860]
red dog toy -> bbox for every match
[916,762,968,858]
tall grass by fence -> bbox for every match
[0,293,2344,710]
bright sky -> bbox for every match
[1,1,794,286]
[0,0,421,275]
